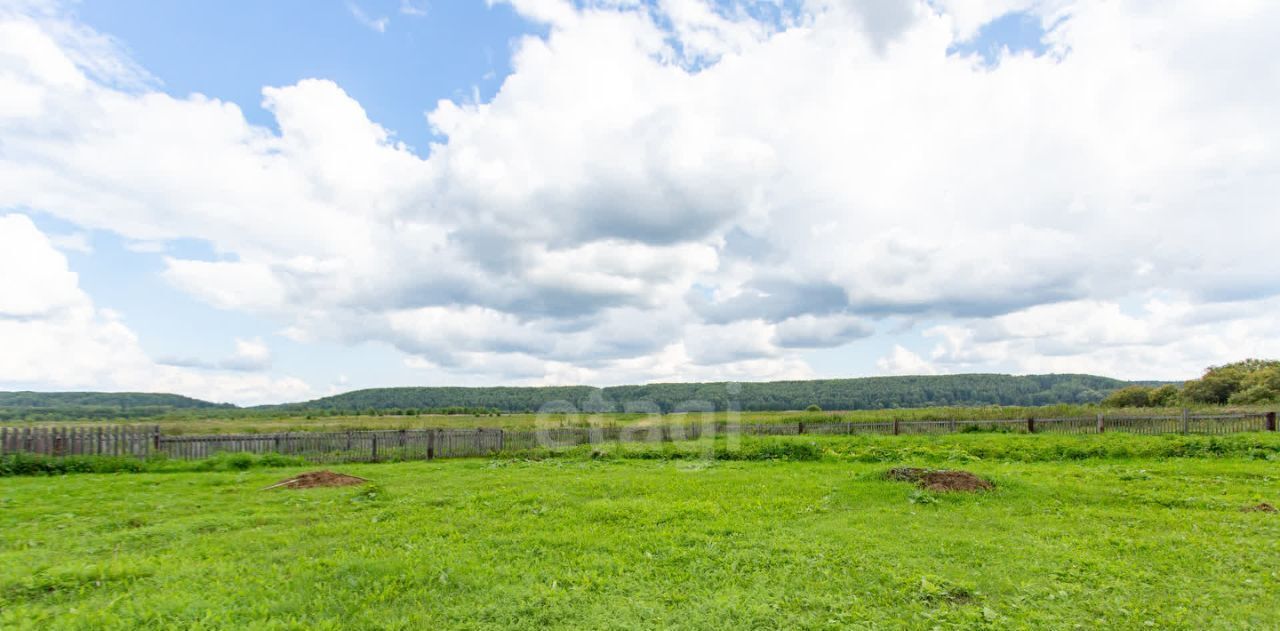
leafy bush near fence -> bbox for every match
[0,453,151,476]
[0,451,306,477]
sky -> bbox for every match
[1,0,1278,405]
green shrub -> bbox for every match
[0,451,305,477]
[1148,384,1180,406]
[1183,359,1280,404]
[0,453,147,476]
[1102,386,1152,407]
[192,452,306,472]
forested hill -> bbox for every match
[0,392,231,421]
[281,374,1134,414]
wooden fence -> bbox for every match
[0,425,159,458]
[2,411,1276,464]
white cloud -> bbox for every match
[348,2,389,33]
[876,344,939,376]
[47,230,91,253]
[1,0,1278,391]
[222,337,273,371]
[400,0,429,17]
[773,314,872,349]
[0,213,309,404]
[0,215,85,318]
[924,297,1280,380]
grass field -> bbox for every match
[7,403,1271,435]
[3,433,1279,629]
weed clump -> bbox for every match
[911,575,978,605]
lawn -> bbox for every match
[2,435,1279,629]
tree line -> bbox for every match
[278,373,1133,414]
[0,392,232,422]
[9,366,1273,422]
[1102,359,1280,407]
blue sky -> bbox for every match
[27,0,547,395]
[71,0,533,152]
[2,0,1277,403]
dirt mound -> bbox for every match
[263,471,369,490]
[887,467,993,492]
[1242,503,1277,513]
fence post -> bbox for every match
[893,419,900,436]
[798,422,806,435]
[1267,412,1277,432]
[1027,417,1036,434]
[427,430,435,460]
[1096,413,1105,434]
[371,434,379,462]
[497,429,505,452]
[153,425,161,453]
[1181,408,1190,434]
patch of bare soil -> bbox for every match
[263,470,369,490]
[886,467,993,492]
[1242,503,1277,513]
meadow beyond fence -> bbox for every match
[2,410,1277,464]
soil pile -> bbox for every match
[887,467,993,492]
[264,471,369,490]
[1242,503,1277,513]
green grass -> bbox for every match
[3,434,1279,629]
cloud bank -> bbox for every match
[1,0,1278,400]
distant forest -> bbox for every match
[276,374,1132,414]
[0,374,1162,421]
[0,392,233,422]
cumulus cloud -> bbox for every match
[922,298,1280,381]
[877,344,939,376]
[773,314,872,349]
[1,0,1278,389]
[158,337,275,372]
[0,214,309,403]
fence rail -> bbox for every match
[2,411,1277,464]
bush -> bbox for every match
[805,404,822,412]
[191,452,306,472]
[0,451,305,477]
[1229,384,1280,405]
[1183,359,1280,404]
[1148,384,1180,407]
[1102,386,1152,408]
[0,453,148,476]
